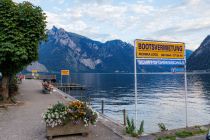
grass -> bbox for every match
[175,130,193,138]
[156,126,208,140]
[175,128,208,138]
[157,135,176,140]
[191,129,207,135]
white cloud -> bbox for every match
[130,3,154,14]
[185,0,202,6]
[14,0,210,50]
[136,0,210,50]
[83,4,127,22]
[73,0,113,5]
[46,11,88,32]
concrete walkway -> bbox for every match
[0,80,125,140]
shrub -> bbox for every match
[125,116,144,137]
[158,123,168,132]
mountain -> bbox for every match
[38,26,193,73]
[186,50,193,59]
[26,62,48,72]
[39,26,134,73]
[187,35,210,71]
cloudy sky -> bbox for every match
[13,0,210,50]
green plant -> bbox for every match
[125,117,135,134]
[68,100,98,126]
[138,120,144,135]
[0,0,47,102]
[175,130,193,138]
[125,117,144,137]
[158,123,168,132]
[192,128,207,135]
[42,102,69,128]
[157,135,176,140]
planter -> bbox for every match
[46,121,89,140]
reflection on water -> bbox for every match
[62,73,210,133]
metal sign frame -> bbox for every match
[60,70,70,86]
[134,39,188,129]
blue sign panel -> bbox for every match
[137,59,185,65]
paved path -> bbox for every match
[0,80,124,140]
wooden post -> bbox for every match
[123,109,126,126]
[88,97,91,106]
[101,100,104,114]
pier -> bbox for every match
[24,74,56,81]
[55,83,86,90]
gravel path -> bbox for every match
[0,79,123,140]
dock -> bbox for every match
[55,83,86,90]
[24,74,56,81]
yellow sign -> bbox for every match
[135,40,185,59]
[61,70,70,75]
[32,70,38,73]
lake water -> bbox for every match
[60,73,210,133]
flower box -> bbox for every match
[46,121,89,140]
[42,101,98,140]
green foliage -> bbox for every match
[126,117,135,134]
[42,102,69,127]
[192,129,207,135]
[158,123,168,132]
[157,126,208,140]
[157,135,176,140]
[0,0,47,75]
[125,116,144,137]
[51,102,67,112]
[191,127,207,135]
[0,0,47,101]
[131,132,139,137]
[138,120,144,135]
[175,130,193,138]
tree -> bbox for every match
[0,0,47,102]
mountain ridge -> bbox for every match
[187,35,210,71]
[36,26,193,73]
[39,26,134,73]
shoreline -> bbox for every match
[0,79,129,140]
